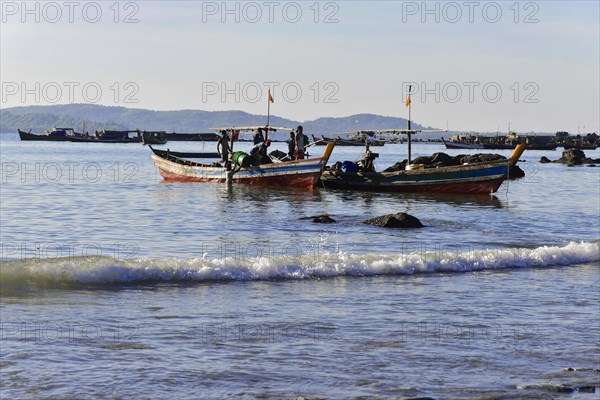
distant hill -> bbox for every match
[1,104,434,139]
[0,111,128,133]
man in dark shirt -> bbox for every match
[249,139,272,165]
[253,128,264,145]
[217,131,231,163]
[287,131,296,160]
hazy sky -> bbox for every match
[1,1,599,132]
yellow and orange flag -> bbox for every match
[268,89,274,103]
[405,94,411,107]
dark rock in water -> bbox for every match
[555,149,587,166]
[556,385,575,393]
[299,214,336,223]
[508,165,525,179]
[364,213,423,228]
[578,386,596,393]
[563,367,596,371]
[541,151,599,166]
[581,157,599,164]
[588,164,597,167]
[403,397,438,400]
[312,215,336,223]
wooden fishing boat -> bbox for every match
[320,87,526,194]
[311,134,385,147]
[320,143,526,194]
[442,137,486,149]
[150,126,336,189]
[142,131,168,145]
[311,135,358,146]
[18,128,80,141]
[149,147,219,159]
[443,134,556,150]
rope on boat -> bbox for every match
[504,160,511,201]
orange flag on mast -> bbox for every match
[405,94,411,107]
[268,89,274,103]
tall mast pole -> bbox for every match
[266,89,273,141]
[267,89,272,128]
[407,85,412,165]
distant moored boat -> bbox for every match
[18,128,80,141]
[142,131,168,145]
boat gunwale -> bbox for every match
[151,152,326,172]
[321,173,507,186]
[322,158,513,179]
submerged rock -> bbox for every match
[312,215,336,223]
[578,386,596,393]
[364,213,423,228]
[556,385,575,393]
[582,157,600,164]
[402,397,438,400]
[299,215,336,223]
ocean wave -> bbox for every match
[1,241,598,290]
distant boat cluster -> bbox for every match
[442,131,598,150]
[17,128,220,144]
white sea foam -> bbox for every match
[1,241,598,288]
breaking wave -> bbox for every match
[1,241,598,291]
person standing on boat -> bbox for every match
[217,130,231,163]
[287,131,296,160]
[253,129,264,145]
[295,126,305,159]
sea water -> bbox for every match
[1,133,599,399]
